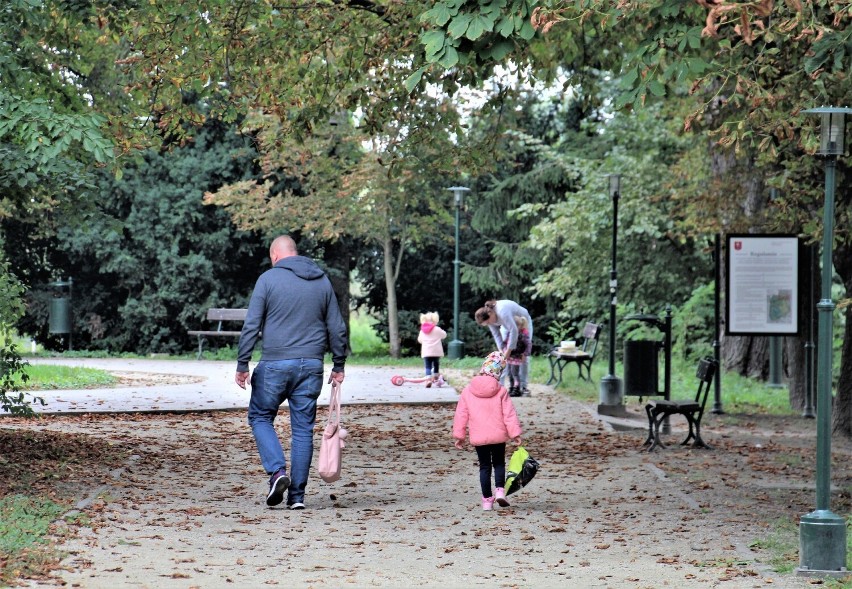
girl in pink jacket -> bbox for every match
[453,351,523,510]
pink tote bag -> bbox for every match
[318,380,347,483]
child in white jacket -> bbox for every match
[417,312,447,388]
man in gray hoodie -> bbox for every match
[235,235,347,509]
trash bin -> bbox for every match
[622,307,672,401]
[49,296,71,334]
[47,278,73,351]
[624,339,659,396]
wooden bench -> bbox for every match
[643,357,718,452]
[188,308,247,359]
[545,322,602,385]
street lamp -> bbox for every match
[598,174,624,415]
[447,186,470,360]
[797,107,851,578]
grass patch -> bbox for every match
[549,355,800,415]
[749,517,852,587]
[16,364,117,391]
[0,495,70,586]
[748,517,799,574]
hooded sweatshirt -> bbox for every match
[418,322,447,358]
[237,256,347,373]
[453,374,522,446]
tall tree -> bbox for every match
[417,0,852,432]
[8,117,268,353]
[207,100,461,357]
[461,93,587,345]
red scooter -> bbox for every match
[390,374,446,387]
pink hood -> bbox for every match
[453,375,522,446]
[421,322,435,334]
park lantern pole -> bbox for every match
[599,174,623,413]
[447,186,469,360]
[797,107,851,578]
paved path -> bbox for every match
[19,358,458,414]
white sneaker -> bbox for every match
[288,502,305,510]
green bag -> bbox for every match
[505,446,540,496]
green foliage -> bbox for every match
[410,0,537,89]
[0,0,122,225]
[350,313,390,357]
[0,244,42,416]
[527,104,711,333]
[0,494,67,585]
[0,340,42,417]
[10,117,268,354]
[545,318,572,346]
[671,282,715,362]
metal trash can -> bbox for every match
[624,339,659,397]
[49,297,71,334]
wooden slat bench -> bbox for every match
[187,308,247,360]
[546,322,602,385]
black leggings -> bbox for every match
[475,443,506,498]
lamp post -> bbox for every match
[598,174,624,415]
[803,241,816,419]
[797,107,851,578]
[447,186,469,360]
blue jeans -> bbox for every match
[423,357,440,376]
[248,358,324,504]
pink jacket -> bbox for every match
[453,375,522,446]
[418,323,447,358]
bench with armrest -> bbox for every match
[187,308,247,360]
[546,322,602,385]
[643,356,718,452]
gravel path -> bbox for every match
[13,366,842,589]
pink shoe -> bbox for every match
[495,487,510,507]
[482,496,495,511]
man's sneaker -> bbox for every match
[482,496,495,511]
[288,502,305,510]
[508,387,521,397]
[521,388,531,397]
[495,487,510,507]
[266,469,290,507]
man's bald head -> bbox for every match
[270,235,298,264]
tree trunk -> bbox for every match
[712,144,772,381]
[787,242,819,412]
[722,334,769,378]
[383,236,401,358]
[834,305,852,436]
[832,182,852,435]
[785,337,808,411]
[324,239,353,356]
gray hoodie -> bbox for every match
[237,256,347,373]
